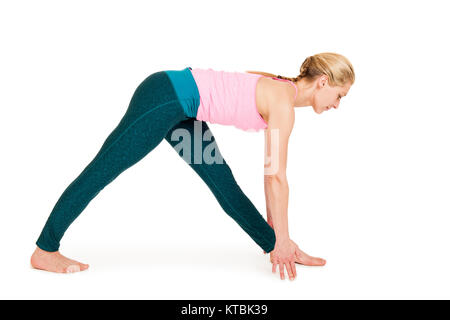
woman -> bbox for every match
[30,52,355,280]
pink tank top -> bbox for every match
[190,68,298,132]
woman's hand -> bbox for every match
[269,240,327,280]
[270,238,299,280]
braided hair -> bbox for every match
[275,56,311,82]
[246,52,355,87]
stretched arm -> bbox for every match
[263,103,327,280]
[263,102,301,280]
[263,103,294,241]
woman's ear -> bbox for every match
[319,75,328,88]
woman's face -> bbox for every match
[312,76,351,114]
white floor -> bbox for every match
[5,238,450,300]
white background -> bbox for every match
[1,0,449,299]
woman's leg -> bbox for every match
[35,71,189,254]
[164,119,276,253]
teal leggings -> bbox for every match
[36,70,276,253]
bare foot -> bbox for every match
[30,246,89,273]
[270,248,326,266]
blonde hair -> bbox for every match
[246,52,355,87]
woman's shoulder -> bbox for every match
[264,77,296,107]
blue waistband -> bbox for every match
[164,67,200,118]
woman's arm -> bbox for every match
[263,102,299,280]
[264,103,294,241]
[263,103,327,278]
